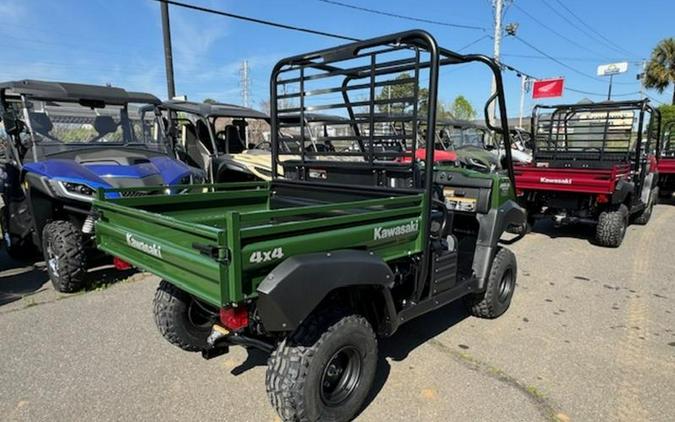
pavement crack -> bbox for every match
[426,338,567,421]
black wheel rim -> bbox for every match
[320,346,362,407]
[497,269,514,303]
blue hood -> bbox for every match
[24,156,195,188]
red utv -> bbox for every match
[514,100,661,247]
[657,120,675,197]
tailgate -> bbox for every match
[514,165,629,194]
[94,194,228,307]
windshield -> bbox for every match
[25,100,165,147]
[439,125,486,149]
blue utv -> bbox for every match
[0,80,204,292]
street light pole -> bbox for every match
[607,74,613,101]
[160,1,176,99]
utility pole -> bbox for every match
[240,60,250,108]
[160,1,176,99]
[638,60,646,99]
[489,0,505,125]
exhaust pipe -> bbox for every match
[202,325,274,360]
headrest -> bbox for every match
[29,112,53,135]
[93,115,118,136]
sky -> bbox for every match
[0,0,672,121]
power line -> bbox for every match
[152,0,358,41]
[551,0,641,59]
[502,53,640,64]
[512,35,606,83]
[457,34,492,51]
[316,0,487,31]
[154,0,637,102]
[512,3,611,61]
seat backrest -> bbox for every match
[93,115,118,137]
[223,125,244,154]
[28,112,53,136]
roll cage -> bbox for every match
[530,100,661,170]
[269,30,514,189]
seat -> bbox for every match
[93,115,118,137]
[28,112,53,137]
[221,125,244,154]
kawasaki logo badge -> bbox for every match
[374,221,419,240]
[126,233,162,258]
[540,177,572,185]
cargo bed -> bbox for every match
[94,181,425,307]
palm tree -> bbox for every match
[644,38,675,104]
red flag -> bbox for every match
[532,78,565,99]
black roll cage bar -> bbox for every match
[269,29,514,189]
[530,100,661,173]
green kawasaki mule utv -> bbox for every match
[92,30,525,421]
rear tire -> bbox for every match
[42,221,87,293]
[266,310,378,422]
[633,188,657,225]
[466,247,517,319]
[595,205,628,247]
[153,280,215,351]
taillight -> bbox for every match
[596,194,609,204]
[113,257,132,270]
[220,306,249,331]
[516,189,525,197]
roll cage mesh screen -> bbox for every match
[271,41,432,172]
[531,101,657,163]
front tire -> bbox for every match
[466,247,517,319]
[595,205,628,247]
[266,311,378,422]
[42,221,87,293]
[153,280,215,351]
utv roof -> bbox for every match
[0,80,160,105]
[161,100,269,120]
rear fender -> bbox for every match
[639,173,655,204]
[612,180,634,205]
[256,250,395,332]
[474,200,525,289]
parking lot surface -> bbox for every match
[1,202,674,421]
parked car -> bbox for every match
[0,80,203,291]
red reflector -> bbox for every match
[596,194,609,204]
[113,257,132,270]
[220,306,249,331]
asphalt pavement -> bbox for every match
[1,202,674,421]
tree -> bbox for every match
[659,104,675,129]
[203,98,218,104]
[377,72,451,119]
[448,96,476,121]
[644,38,675,105]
